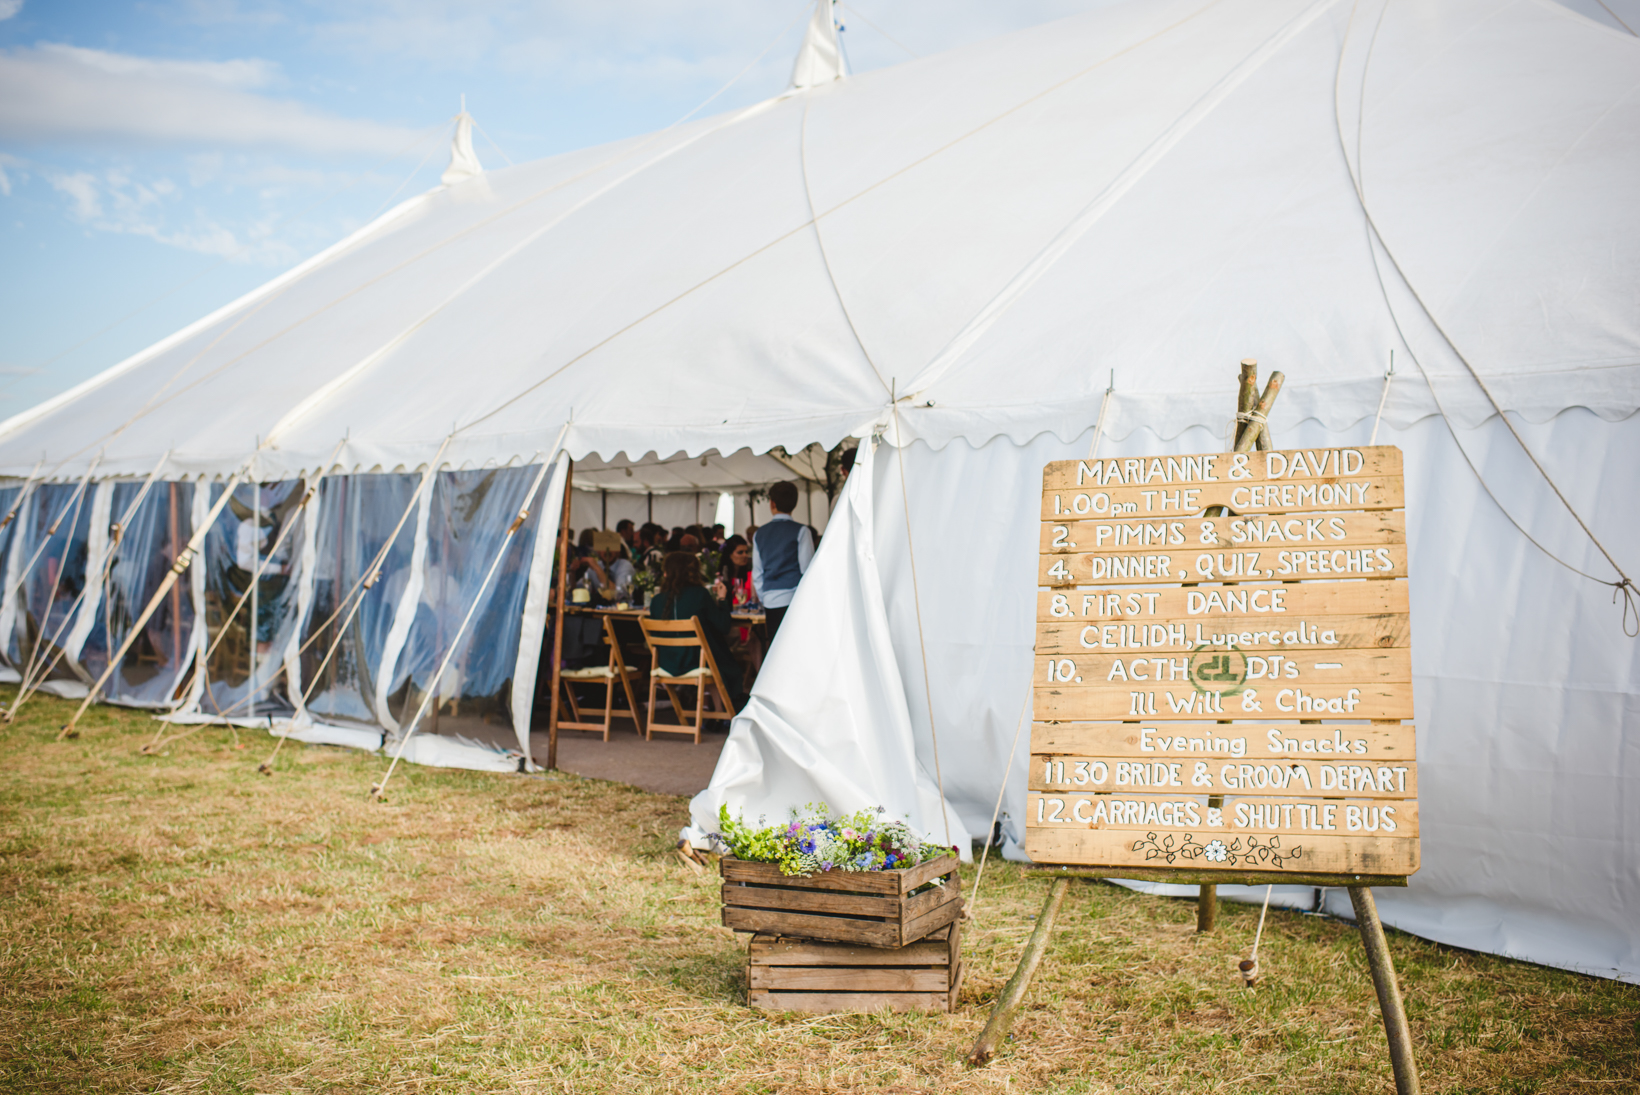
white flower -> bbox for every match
[1202,840,1229,863]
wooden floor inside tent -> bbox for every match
[418,714,727,796]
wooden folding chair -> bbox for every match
[557,615,645,740]
[639,616,738,744]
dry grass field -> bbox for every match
[1,690,1636,1094]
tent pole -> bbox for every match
[249,483,259,717]
[168,484,181,670]
[1198,359,1283,930]
[546,457,574,771]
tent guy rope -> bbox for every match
[1334,0,1636,636]
[889,393,953,851]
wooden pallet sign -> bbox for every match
[1027,445,1419,880]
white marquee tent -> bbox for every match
[0,0,1635,981]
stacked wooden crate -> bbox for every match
[721,856,964,1013]
[748,923,962,1013]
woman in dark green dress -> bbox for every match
[648,551,747,711]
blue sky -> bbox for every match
[0,0,1124,418]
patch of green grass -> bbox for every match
[0,688,1636,1093]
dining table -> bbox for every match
[565,603,767,625]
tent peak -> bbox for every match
[788,0,846,91]
[441,103,483,186]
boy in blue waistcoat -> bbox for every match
[752,480,814,644]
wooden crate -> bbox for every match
[720,855,962,948]
[747,923,962,1013]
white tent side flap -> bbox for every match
[688,437,971,856]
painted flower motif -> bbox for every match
[1203,839,1229,863]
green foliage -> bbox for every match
[714,803,950,877]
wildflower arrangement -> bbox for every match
[697,548,722,585]
[715,803,951,877]
[630,567,659,600]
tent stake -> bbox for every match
[1349,886,1421,1095]
[967,876,1069,1065]
[545,457,574,771]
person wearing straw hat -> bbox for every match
[579,529,636,603]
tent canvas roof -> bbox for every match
[0,0,1634,484]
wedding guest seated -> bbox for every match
[715,534,762,686]
[566,527,598,585]
[715,535,754,605]
[579,529,636,603]
[639,523,667,572]
[648,551,746,710]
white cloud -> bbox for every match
[0,0,21,22]
[34,43,278,89]
[42,163,305,263]
[0,42,419,154]
[50,170,102,219]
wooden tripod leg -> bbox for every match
[1349,886,1420,1095]
[968,876,1070,1066]
[1197,794,1225,931]
[1197,884,1217,932]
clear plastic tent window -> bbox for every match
[384,466,544,736]
[76,482,197,706]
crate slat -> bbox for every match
[746,924,961,1014]
[901,893,965,943]
[720,856,963,948]
[726,906,900,946]
[897,854,961,894]
[747,935,952,967]
[719,882,901,919]
[721,858,904,893]
[748,989,955,1014]
[750,966,952,992]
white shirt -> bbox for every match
[751,513,815,609]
